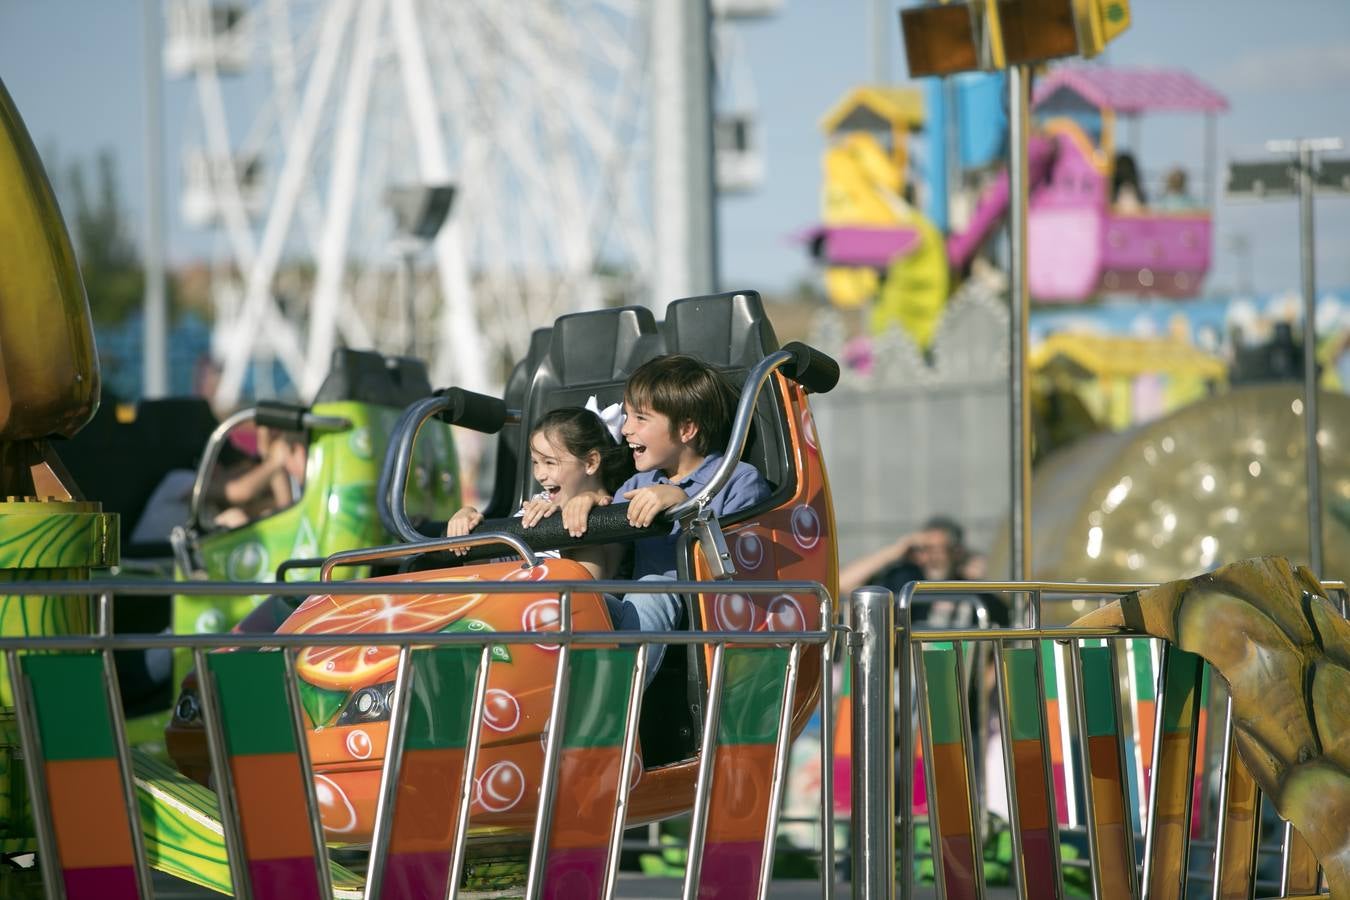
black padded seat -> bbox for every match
[506,291,792,512]
[311,348,433,408]
[483,328,552,519]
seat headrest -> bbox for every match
[662,290,778,369]
[312,349,433,408]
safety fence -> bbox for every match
[0,577,836,900]
[849,579,1346,900]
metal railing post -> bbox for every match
[851,585,895,900]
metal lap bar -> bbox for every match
[1065,640,1137,899]
[1210,695,1260,900]
[996,643,1063,899]
[538,647,641,898]
[694,645,798,900]
[916,643,984,899]
[367,646,484,900]
[198,649,328,900]
[1141,646,1205,900]
[10,651,151,900]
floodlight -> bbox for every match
[384,184,456,241]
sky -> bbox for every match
[2,0,1350,300]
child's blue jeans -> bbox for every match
[605,574,682,687]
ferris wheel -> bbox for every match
[166,0,655,405]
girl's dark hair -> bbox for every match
[531,407,635,494]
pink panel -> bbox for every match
[1028,207,1105,302]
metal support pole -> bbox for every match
[1007,65,1032,582]
[1297,141,1323,575]
[141,0,168,398]
[850,586,895,900]
[401,248,417,357]
[650,0,719,306]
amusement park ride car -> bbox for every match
[165,290,842,843]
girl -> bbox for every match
[446,406,634,578]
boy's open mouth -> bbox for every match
[628,443,647,455]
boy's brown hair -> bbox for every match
[624,355,736,456]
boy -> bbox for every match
[566,354,770,683]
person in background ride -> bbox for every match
[446,405,634,579]
[839,515,1003,626]
[567,354,772,685]
[1112,151,1147,213]
[1157,166,1200,211]
[213,425,307,529]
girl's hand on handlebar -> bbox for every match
[446,506,483,556]
[520,497,560,528]
[562,491,610,538]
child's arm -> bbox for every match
[560,490,611,538]
[520,496,559,528]
[622,484,688,528]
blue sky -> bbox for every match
[3,0,1349,297]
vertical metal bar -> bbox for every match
[100,648,156,900]
[818,590,835,900]
[756,643,804,900]
[1107,641,1141,900]
[525,642,573,900]
[445,645,493,900]
[1065,641,1103,900]
[365,646,415,900]
[1034,641,1066,899]
[913,648,946,900]
[681,642,728,900]
[281,647,335,900]
[1210,695,1236,900]
[1008,63,1032,582]
[953,640,988,900]
[850,586,895,900]
[601,643,649,900]
[193,647,253,900]
[1140,647,1170,899]
[97,590,113,636]
[896,584,915,900]
[6,651,66,900]
[993,643,1026,898]
[1298,140,1323,575]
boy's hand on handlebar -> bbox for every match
[562,491,610,538]
[520,497,560,528]
[622,484,686,528]
[446,506,483,556]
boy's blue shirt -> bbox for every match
[615,451,771,578]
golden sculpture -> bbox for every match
[1077,556,1350,894]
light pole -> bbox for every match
[1226,137,1348,575]
[384,184,455,358]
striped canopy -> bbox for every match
[1033,67,1229,115]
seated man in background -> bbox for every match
[839,515,1003,626]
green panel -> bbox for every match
[1081,646,1119,738]
[1041,640,1060,701]
[1130,639,1155,700]
[0,507,117,570]
[923,647,963,746]
[24,654,115,761]
[718,647,789,746]
[1159,648,1204,734]
[207,652,296,757]
[1004,648,1043,742]
[404,647,482,752]
[561,648,638,750]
